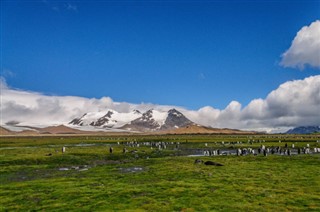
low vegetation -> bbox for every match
[1,135,319,211]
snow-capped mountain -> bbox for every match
[121,109,193,131]
[69,109,142,128]
[69,108,194,132]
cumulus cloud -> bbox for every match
[242,75,320,128]
[182,75,320,131]
[280,20,320,69]
[1,75,319,132]
[0,81,179,126]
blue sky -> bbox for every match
[1,0,319,110]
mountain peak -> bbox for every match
[162,108,192,130]
[168,108,183,117]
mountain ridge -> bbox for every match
[69,108,195,132]
[286,126,320,134]
[120,108,193,132]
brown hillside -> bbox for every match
[158,124,257,135]
[38,125,90,134]
[16,130,41,136]
[0,126,13,135]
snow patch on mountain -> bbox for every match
[69,109,142,128]
[148,110,167,126]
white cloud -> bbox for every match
[1,75,319,132]
[0,82,179,126]
[198,73,206,80]
[0,77,8,90]
[183,75,320,131]
[2,69,16,78]
[280,20,320,69]
[65,3,78,12]
[242,75,320,128]
[42,1,78,13]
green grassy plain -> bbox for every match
[1,135,320,211]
